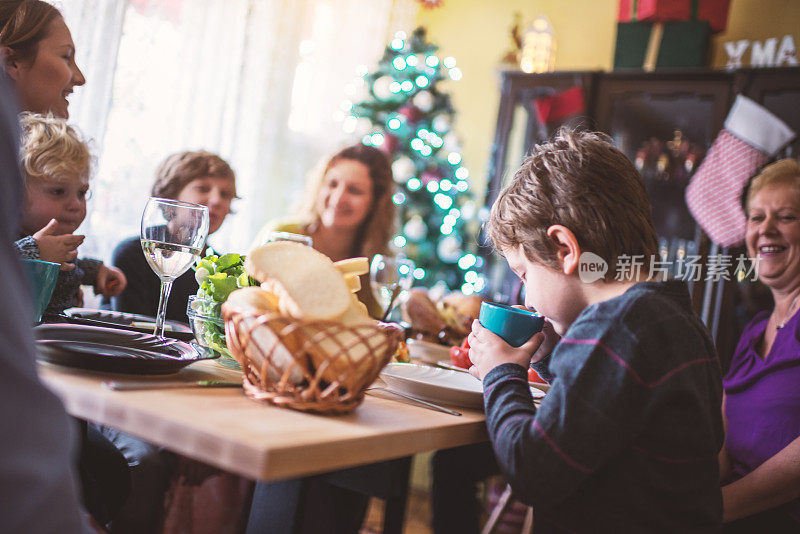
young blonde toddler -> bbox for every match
[13,113,125,314]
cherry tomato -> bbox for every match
[449,345,471,369]
[528,367,544,383]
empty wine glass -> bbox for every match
[370,255,415,320]
[141,197,209,337]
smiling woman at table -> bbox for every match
[720,159,800,532]
[0,0,85,118]
[246,144,404,534]
[251,143,395,319]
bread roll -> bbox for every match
[246,242,350,320]
[300,320,386,388]
[222,286,279,316]
[222,287,305,385]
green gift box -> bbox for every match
[614,20,709,70]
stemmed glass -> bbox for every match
[260,230,313,247]
[141,197,209,337]
[370,254,415,320]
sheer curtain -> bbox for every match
[60,0,417,261]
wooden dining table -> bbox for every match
[38,359,488,481]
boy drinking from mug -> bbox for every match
[467,128,723,532]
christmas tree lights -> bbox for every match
[340,27,482,293]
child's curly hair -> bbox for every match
[19,112,93,183]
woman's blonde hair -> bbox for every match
[745,158,800,210]
[295,144,395,259]
[19,112,92,183]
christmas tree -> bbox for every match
[343,27,483,294]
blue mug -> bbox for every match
[479,301,544,347]
[20,259,59,322]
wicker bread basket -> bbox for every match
[225,312,401,414]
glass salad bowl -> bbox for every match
[187,295,240,370]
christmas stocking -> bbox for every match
[685,95,795,247]
[532,86,585,127]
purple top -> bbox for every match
[724,309,800,522]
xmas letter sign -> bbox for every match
[725,35,799,68]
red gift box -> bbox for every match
[618,0,731,33]
[696,0,731,33]
[618,0,691,22]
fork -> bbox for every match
[365,386,462,416]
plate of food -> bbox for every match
[402,288,482,346]
[380,363,545,409]
[34,323,216,375]
[60,308,194,341]
[406,338,451,363]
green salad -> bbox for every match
[189,253,258,360]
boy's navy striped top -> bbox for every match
[483,280,724,533]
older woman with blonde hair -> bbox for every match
[253,143,396,318]
[721,158,800,532]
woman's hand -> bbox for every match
[33,219,84,271]
[467,319,544,380]
[95,265,127,297]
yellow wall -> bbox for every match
[416,0,800,200]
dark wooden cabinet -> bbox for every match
[481,67,800,363]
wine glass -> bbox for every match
[260,230,313,247]
[141,197,209,337]
[370,255,415,320]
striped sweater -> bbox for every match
[483,280,724,533]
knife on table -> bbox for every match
[103,380,241,391]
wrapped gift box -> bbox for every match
[618,0,731,33]
[614,20,710,70]
[618,0,691,23]
[695,0,732,33]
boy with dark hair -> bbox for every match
[467,128,724,532]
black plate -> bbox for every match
[34,323,216,375]
[55,308,195,342]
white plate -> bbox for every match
[435,359,470,373]
[380,363,545,409]
[406,338,452,363]
[435,360,551,395]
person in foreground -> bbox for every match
[719,158,800,531]
[467,128,724,532]
[0,65,88,534]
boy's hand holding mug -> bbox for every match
[95,264,127,297]
[467,302,553,380]
[33,219,84,271]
